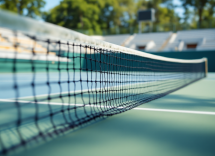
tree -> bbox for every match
[0,0,46,18]
[44,0,135,35]
[180,0,213,28]
[44,0,105,35]
[205,0,215,27]
[94,0,136,34]
[98,0,135,30]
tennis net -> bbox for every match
[0,10,207,155]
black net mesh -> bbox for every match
[0,28,206,155]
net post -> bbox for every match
[204,58,208,77]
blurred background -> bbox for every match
[0,2,215,156]
[0,0,215,35]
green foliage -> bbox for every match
[181,0,215,28]
[44,0,105,35]
[0,0,46,18]
[1,0,214,34]
[43,0,180,34]
[43,0,135,35]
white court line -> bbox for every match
[134,108,215,115]
[1,99,215,115]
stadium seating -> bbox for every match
[2,27,214,54]
[93,28,215,52]
[164,29,215,51]
[93,32,172,52]
[92,34,131,46]
[0,28,70,62]
[0,27,56,55]
[125,32,172,52]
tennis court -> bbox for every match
[12,73,215,156]
[0,10,214,156]
[1,71,206,152]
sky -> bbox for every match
[44,0,185,18]
[44,0,61,11]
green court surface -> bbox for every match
[14,73,215,156]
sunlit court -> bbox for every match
[0,0,215,156]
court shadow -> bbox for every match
[15,110,215,156]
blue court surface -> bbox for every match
[11,73,215,156]
[0,72,185,99]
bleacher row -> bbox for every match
[92,28,215,52]
[0,27,69,62]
